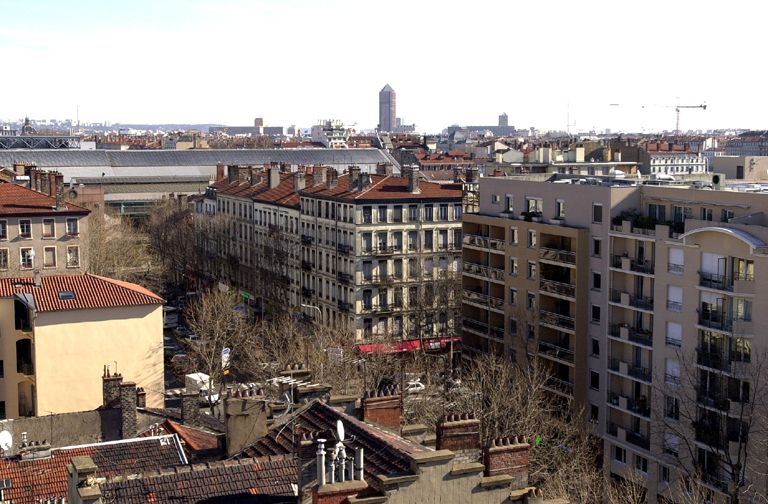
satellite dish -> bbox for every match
[336,420,345,442]
[0,431,12,451]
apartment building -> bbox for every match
[0,273,165,419]
[463,173,768,502]
[299,166,465,341]
[0,174,89,276]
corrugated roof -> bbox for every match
[0,273,164,312]
[0,435,186,504]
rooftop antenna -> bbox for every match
[0,431,12,452]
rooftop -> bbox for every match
[0,435,186,504]
[0,183,89,216]
[211,170,319,209]
[300,173,463,202]
[0,273,164,312]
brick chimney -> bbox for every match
[239,165,252,184]
[327,168,338,189]
[293,171,306,191]
[312,165,327,186]
[362,385,401,431]
[407,165,421,194]
[119,382,138,438]
[375,162,393,177]
[436,413,481,463]
[40,171,50,197]
[269,166,281,189]
[228,165,240,183]
[484,436,530,489]
[102,366,123,407]
[136,387,147,408]
[225,388,268,457]
[215,162,225,182]
[67,456,102,504]
[55,173,65,209]
[348,166,361,190]
[181,391,200,425]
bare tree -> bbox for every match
[147,198,197,288]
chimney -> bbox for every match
[359,172,372,190]
[40,171,50,197]
[55,173,65,209]
[293,171,306,191]
[225,388,268,457]
[136,387,147,408]
[228,165,240,183]
[312,165,327,186]
[67,456,102,504]
[34,271,41,288]
[484,436,531,489]
[453,166,463,183]
[312,438,367,504]
[362,385,401,431]
[269,166,281,189]
[181,391,200,425]
[407,165,420,193]
[119,382,138,438]
[348,166,361,190]
[436,413,481,463]
[102,367,123,407]
[466,166,479,184]
[375,162,393,177]
[215,162,225,182]
[327,168,338,189]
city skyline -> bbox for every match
[1,0,765,133]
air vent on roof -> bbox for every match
[58,291,76,300]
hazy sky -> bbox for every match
[1,0,764,133]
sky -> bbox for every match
[1,0,765,134]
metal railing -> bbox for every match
[608,358,652,382]
[539,310,575,331]
[667,300,683,312]
[696,349,731,372]
[668,263,684,274]
[611,255,655,274]
[539,278,576,298]
[607,392,651,418]
[538,341,575,363]
[609,289,654,310]
[463,290,504,310]
[544,376,574,396]
[337,244,353,255]
[699,272,733,292]
[539,247,577,265]
[462,262,505,281]
[609,324,653,346]
[337,301,352,312]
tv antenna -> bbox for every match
[0,430,13,452]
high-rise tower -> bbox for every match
[378,84,396,132]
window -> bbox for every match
[438,204,448,221]
[408,205,418,222]
[648,203,666,222]
[527,230,537,248]
[492,194,500,204]
[667,285,683,312]
[590,370,599,390]
[0,360,3,378]
[509,226,518,245]
[453,229,462,249]
[592,203,603,223]
[438,230,448,250]
[43,246,56,268]
[527,261,536,279]
[591,305,600,322]
[509,288,517,306]
[663,432,679,456]
[701,207,713,221]
[527,323,535,341]
[505,194,514,212]
[509,257,518,276]
[666,322,682,348]
[661,465,670,483]
[20,248,33,269]
[0,401,4,420]
[668,247,684,274]
[66,246,80,268]
[589,404,599,423]
[424,205,434,221]
[408,231,417,250]
[634,455,648,474]
[556,199,565,218]
[42,219,55,238]
[19,220,32,239]
[664,395,679,420]
[526,197,543,214]
[424,230,433,250]
[526,292,535,310]
[408,258,418,278]
[0,249,7,270]
[721,209,734,222]
[592,238,601,257]
[66,218,79,236]
[393,205,403,222]
[591,338,600,356]
[362,206,372,223]
[509,318,518,335]
[377,206,387,223]
[453,204,462,221]
[0,220,6,240]
[592,272,601,290]
[613,445,626,464]
[665,359,680,385]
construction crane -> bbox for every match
[673,104,707,137]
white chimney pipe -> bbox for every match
[316,439,326,486]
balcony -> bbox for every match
[611,255,655,275]
[608,358,652,383]
[462,262,505,282]
[301,260,314,271]
[539,310,575,331]
[539,247,576,265]
[609,289,653,311]
[17,361,34,376]
[463,290,504,311]
[463,234,489,248]
[609,324,653,347]
[537,341,574,363]
[337,301,352,312]
[606,422,651,451]
[337,272,353,285]
[337,244,353,255]
[697,391,730,412]
[374,245,396,256]
[301,287,315,298]
[609,221,656,237]
[301,234,314,245]
[544,376,574,396]
[607,392,651,418]
[375,303,393,314]
[699,272,734,292]
[539,278,576,299]
[696,349,731,373]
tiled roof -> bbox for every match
[0,183,90,216]
[0,435,186,504]
[99,455,297,503]
[144,419,221,453]
[237,400,429,480]
[212,172,313,209]
[299,173,463,202]
[0,273,164,312]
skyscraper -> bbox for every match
[379,84,396,132]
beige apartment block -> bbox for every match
[464,173,768,503]
[0,273,164,419]
[0,176,90,276]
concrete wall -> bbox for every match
[711,156,768,180]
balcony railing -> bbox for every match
[539,310,575,331]
[607,392,651,418]
[337,301,352,312]
[539,278,576,298]
[301,260,314,271]
[337,244,353,255]
[463,234,489,248]
[697,391,730,411]
[544,376,574,396]
[608,324,653,347]
[337,272,353,284]
[301,287,315,297]
[626,429,651,451]
[668,263,684,274]
[462,262,505,282]
[539,247,576,265]
[608,358,652,382]
[667,300,683,312]
[463,290,504,310]
[301,234,314,244]
[374,245,396,255]
[611,255,655,274]
[696,349,731,372]
[609,289,653,310]
[17,361,34,376]
[538,341,575,363]
[699,272,733,292]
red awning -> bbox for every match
[357,337,460,355]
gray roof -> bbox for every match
[0,148,397,169]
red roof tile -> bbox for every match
[0,435,186,504]
[161,419,221,452]
[300,174,463,202]
[0,273,164,312]
[212,171,317,209]
[0,183,90,217]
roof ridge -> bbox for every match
[85,273,164,302]
[353,174,389,199]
